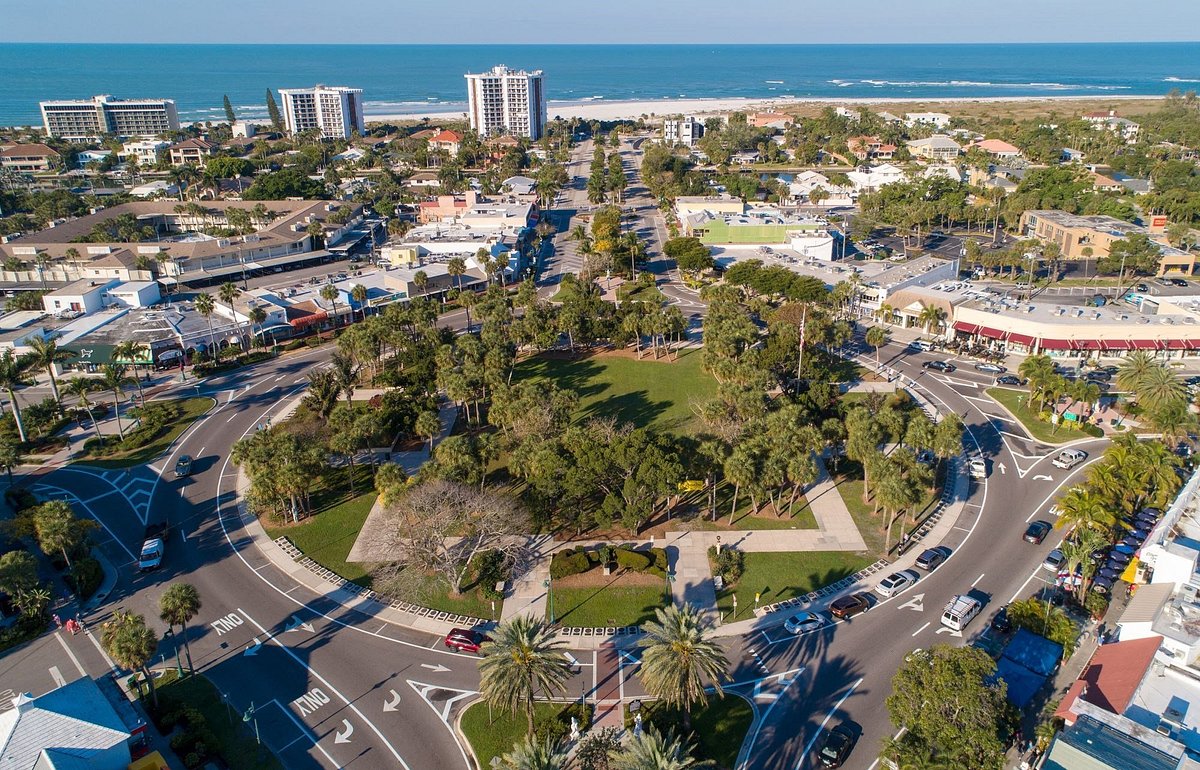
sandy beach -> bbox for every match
[367,93,1166,125]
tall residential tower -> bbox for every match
[39,95,180,141]
[278,85,365,139]
[465,65,546,140]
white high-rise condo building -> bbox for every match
[663,117,704,147]
[465,65,546,140]
[40,95,180,141]
[278,85,365,139]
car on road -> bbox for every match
[1173,278,1189,287]
[139,523,167,572]
[783,611,826,635]
[1024,520,1052,544]
[1135,283,1150,292]
[444,628,491,653]
[915,547,950,571]
[968,457,988,479]
[1051,449,1087,469]
[1157,277,1175,287]
[995,374,1024,386]
[829,593,871,619]
[974,362,1006,374]
[875,569,921,598]
[990,605,1012,634]
[817,724,856,767]
[940,595,983,632]
[174,455,193,477]
[921,361,956,372]
[1042,549,1066,572]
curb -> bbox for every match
[85,547,119,610]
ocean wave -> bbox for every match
[362,99,454,108]
[1165,76,1200,83]
[836,78,1130,91]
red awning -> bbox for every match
[1076,340,1104,350]
[1040,339,1072,350]
[953,321,980,334]
[1007,333,1036,346]
[1164,339,1189,350]
[289,309,328,328]
[978,327,1005,339]
[1103,339,1134,350]
[1130,339,1160,350]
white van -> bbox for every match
[940,595,982,632]
[910,339,936,352]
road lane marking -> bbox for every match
[912,622,930,636]
[226,413,238,423]
[236,608,410,767]
[795,678,864,770]
[972,572,985,587]
[267,698,337,766]
[54,632,86,678]
[48,666,66,687]
[84,627,118,672]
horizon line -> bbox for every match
[2,40,1199,47]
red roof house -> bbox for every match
[1055,636,1161,726]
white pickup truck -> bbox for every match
[138,523,167,572]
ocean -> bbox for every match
[2,42,1198,127]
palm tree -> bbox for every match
[448,257,468,325]
[65,377,104,444]
[916,304,946,336]
[478,615,573,733]
[217,282,244,351]
[247,306,268,349]
[98,363,133,440]
[1053,486,1117,535]
[1018,354,1057,412]
[637,603,729,731]
[112,340,148,405]
[351,284,369,323]
[193,292,219,361]
[1117,351,1157,394]
[0,436,24,484]
[25,336,75,404]
[500,735,573,770]
[413,270,429,298]
[1059,527,1107,600]
[1135,365,1186,413]
[330,350,359,406]
[0,350,34,443]
[415,410,441,453]
[865,325,890,370]
[101,611,159,707]
[875,303,895,326]
[320,284,341,329]
[159,583,201,673]
[612,726,706,770]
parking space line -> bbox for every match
[48,666,66,687]
[971,572,985,587]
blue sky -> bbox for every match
[3,0,1199,43]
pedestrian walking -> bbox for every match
[52,614,61,629]
[66,619,78,635]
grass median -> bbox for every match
[986,387,1075,444]
[460,700,591,767]
[715,551,874,620]
[626,696,754,769]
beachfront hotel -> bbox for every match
[278,85,365,139]
[39,95,180,141]
[465,65,546,140]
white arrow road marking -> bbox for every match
[751,672,798,702]
[911,622,931,637]
[334,719,354,744]
[935,627,963,637]
[383,689,402,712]
[999,463,1007,475]
[1034,474,1054,481]
[420,663,450,674]
[407,681,478,722]
[244,637,261,656]
[284,615,315,633]
[898,593,925,612]
[619,650,641,666]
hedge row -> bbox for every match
[549,545,668,579]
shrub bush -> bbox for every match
[615,548,652,572]
[4,487,37,513]
[648,547,668,572]
[708,546,745,584]
[68,556,103,600]
[284,338,307,351]
[1080,423,1104,438]
[476,550,509,600]
[550,550,591,579]
[534,709,569,745]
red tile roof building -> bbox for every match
[1055,636,1161,726]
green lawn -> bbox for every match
[552,584,668,627]
[265,491,377,586]
[627,696,754,769]
[460,701,588,767]
[75,397,214,469]
[149,672,282,770]
[986,387,1076,444]
[715,551,874,619]
[514,349,717,435]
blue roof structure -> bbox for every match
[993,628,1064,708]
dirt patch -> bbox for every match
[554,567,663,589]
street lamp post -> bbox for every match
[543,578,555,625]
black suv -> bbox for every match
[818,724,856,767]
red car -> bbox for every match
[829,593,871,619]
[444,628,490,653]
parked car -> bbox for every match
[1173,278,1189,287]
[915,547,949,572]
[783,611,826,635]
[174,455,193,477]
[444,628,491,653]
[974,362,1006,374]
[915,449,936,467]
[1024,520,1052,544]
[1135,283,1150,292]
[818,724,856,768]
[829,593,871,619]
[876,569,921,598]
[1051,449,1087,469]
[1083,370,1111,382]
[990,605,1012,634]
[995,375,1024,386]
[138,523,167,572]
[922,361,956,373]
[968,457,988,479]
[1042,549,1066,572]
